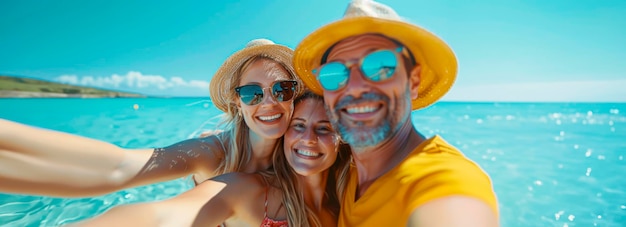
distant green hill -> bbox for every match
[0,75,146,98]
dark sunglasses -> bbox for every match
[313,47,403,91]
[235,80,298,106]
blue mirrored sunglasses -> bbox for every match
[235,80,297,106]
[313,47,402,91]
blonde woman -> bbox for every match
[69,91,351,227]
[0,39,305,196]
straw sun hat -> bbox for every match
[294,0,458,110]
[210,39,302,113]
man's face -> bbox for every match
[320,34,414,149]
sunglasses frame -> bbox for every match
[313,47,404,91]
[234,80,298,106]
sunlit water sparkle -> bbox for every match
[0,99,624,227]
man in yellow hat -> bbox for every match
[293,0,499,226]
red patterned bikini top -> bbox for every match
[217,177,288,227]
[260,183,288,227]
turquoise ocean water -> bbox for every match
[0,98,624,227]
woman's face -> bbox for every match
[284,98,339,176]
[237,58,295,140]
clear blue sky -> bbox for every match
[1,0,625,101]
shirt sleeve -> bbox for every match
[404,142,499,217]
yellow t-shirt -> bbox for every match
[338,135,498,226]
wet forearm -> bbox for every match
[0,119,150,196]
[65,204,160,227]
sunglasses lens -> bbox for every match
[318,62,349,91]
[361,50,397,82]
[272,81,296,102]
[237,85,263,105]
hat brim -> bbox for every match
[294,17,457,110]
[210,44,298,112]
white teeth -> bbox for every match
[296,149,320,157]
[346,105,377,114]
[258,113,282,121]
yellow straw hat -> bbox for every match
[293,0,457,110]
[210,39,302,113]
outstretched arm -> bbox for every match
[67,173,259,227]
[0,119,223,197]
[407,196,499,227]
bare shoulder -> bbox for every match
[147,133,229,173]
[205,172,265,193]
[157,132,228,158]
[166,172,266,208]
[186,172,266,215]
[408,196,499,227]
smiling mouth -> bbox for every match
[345,104,380,114]
[295,149,322,158]
[342,102,384,116]
[257,113,282,121]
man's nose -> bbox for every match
[343,65,372,97]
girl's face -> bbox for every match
[284,98,339,176]
[237,58,295,140]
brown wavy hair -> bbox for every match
[271,91,352,226]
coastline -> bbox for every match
[0,75,147,98]
[0,90,145,98]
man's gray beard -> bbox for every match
[326,90,411,149]
[338,118,391,148]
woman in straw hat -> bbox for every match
[69,91,351,227]
[0,39,306,195]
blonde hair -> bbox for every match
[212,55,304,175]
[272,91,352,226]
